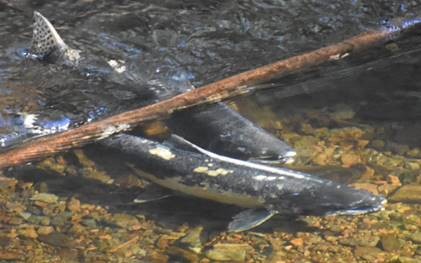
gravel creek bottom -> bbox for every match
[1,97,421,263]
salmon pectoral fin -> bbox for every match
[133,184,174,204]
[228,208,275,233]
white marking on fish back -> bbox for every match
[173,135,323,182]
[149,146,176,160]
[107,59,127,73]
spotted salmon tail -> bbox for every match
[30,11,80,64]
[31,11,68,58]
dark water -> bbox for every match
[0,0,420,146]
[0,1,421,262]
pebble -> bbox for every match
[0,236,11,247]
[58,248,79,263]
[354,246,383,261]
[18,226,38,239]
[341,153,361,168]
[37,226,54,236]
[0,251,21,260]
[290,238,304,248]
[19,212,31,220]
[168,246,200,263]
[380,235,402,252]
[0,176,17,192]
[352,183,379,195]
[38,232,74,248]
[178,226,204,253]
[8,217,23,225]
[30,193,59,204]
[81,218,97,228]
[398,256,421,263]
[205,243,250,261]
[67,197,81,213]
[50,214,67,227]
[390,185,421,203]
[339,233,379,247]
[409,232,421,244]
[407,162,420,171]
[110,213,139,229]
[40,216,51,226]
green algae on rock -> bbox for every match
[390,185,421,203]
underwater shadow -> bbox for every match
[7,164,316,234]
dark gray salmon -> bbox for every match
[168,103,295,162]
[103,134,386,232]
[24,11,295,163]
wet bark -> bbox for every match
[0,18,419,169]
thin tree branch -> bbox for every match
[0,18,419,169]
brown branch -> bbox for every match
[0,20,417,169]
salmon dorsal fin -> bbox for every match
[30,11,68,58]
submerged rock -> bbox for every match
[409,232,421,244]
[380,234,402,252]
[30,193,59,204]
[37,226,54,236]
[205,243,250,261]
[354,246,383,261]
[0,251,21,261]
[167,246,200,263]
[390,185,421,203]
[18,226,38,239]
[109,213,139,229]
[178,226,204,254]
[38,232,74,248]
[66,197,81,213]
[0,176,17,193]
[397,256,421,263]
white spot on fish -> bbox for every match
[107,59,127,73]
[194,166,208,173]
[64,48,81,64]
[193,166,233,177]
[149,146,175,160]
[254,175,267,181]
[276,184,283,190]
[173,135,323,183]
[22,113,38,129]
[254,175,278,181]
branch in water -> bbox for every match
[0,17,419,169]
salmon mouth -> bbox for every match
[325,196,387,216]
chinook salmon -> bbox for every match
[20,11,296,163]
[103,133,386,232]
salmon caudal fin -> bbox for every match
[31,11,67,58]
[30,11,80,64]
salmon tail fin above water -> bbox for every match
[30,11,80,65]
[31,11,67,58]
